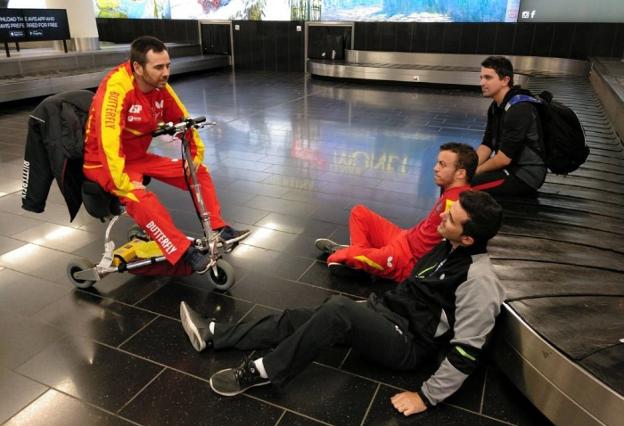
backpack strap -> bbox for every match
[505,94,543,111]
[504,94,547,163]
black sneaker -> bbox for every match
[328,262,369,280]
[183,246,210,274]
[218,226,251,245]
[179,301,214,352]
[314,238,348,255]
[210,357,270,397]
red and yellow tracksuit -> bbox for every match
[83,61,225,265]
[328,185,471,282]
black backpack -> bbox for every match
[506,91,589,175]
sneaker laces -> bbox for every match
[234,357,261,387]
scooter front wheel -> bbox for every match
[67,257,96,289]
[206,259,235,291]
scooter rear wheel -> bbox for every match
[207,259,235,291]
[67,258,96,289]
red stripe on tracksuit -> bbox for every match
[471,179,506,192]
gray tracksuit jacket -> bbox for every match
[373,240,505,406]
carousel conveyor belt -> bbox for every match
[489,75,624,426]
[307,51,590,87]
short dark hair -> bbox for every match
[459,191,503,245]
[439,142,478,183]
[481,56,514,87]
[130,36,167,66]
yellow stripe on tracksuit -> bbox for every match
[164,84,204,166]
[444,198,455,213]
[99,67,137,201]
[125,128,143,136]
[354,255,384,271]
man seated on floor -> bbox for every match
[314,142,477,283]
[471,56,547,197]
[179,190,504,416]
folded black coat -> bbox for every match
[21,90,94,221]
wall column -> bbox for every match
[46,0,99,51]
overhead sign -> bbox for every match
[0,9,70,43]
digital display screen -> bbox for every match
[0,8,70,43]
[93,0,521,22]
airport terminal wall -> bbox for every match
[92,19,623,72]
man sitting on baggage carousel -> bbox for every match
[179,190,505,416]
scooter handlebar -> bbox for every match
[152,116,214,137]
[152,125,172,137]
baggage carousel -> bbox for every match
[308,50,590,87]
[489,73,624,426]
[0,43,230,102]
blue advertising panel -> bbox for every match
[322,0,520,22]
[94,0,520,22]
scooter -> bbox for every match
[66,116,235,291]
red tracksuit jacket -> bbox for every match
[83,61,203,198]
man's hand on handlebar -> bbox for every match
[153,116,213,138]
[132,181,146,190]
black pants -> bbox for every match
[471,169,537,197]
[213,295,430,387]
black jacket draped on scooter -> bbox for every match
[21,90,93,221]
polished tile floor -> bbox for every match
[0,71,551,425]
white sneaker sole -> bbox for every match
[180,302,207,352]
[315,238,349,255]
[314,238,336,254]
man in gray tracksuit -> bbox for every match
[179,190,505,416]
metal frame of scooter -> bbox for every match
[73,117,227,283]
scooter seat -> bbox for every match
[81,180,123,219]
[81,176,152,219]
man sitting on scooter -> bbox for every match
[83,36,249,273]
